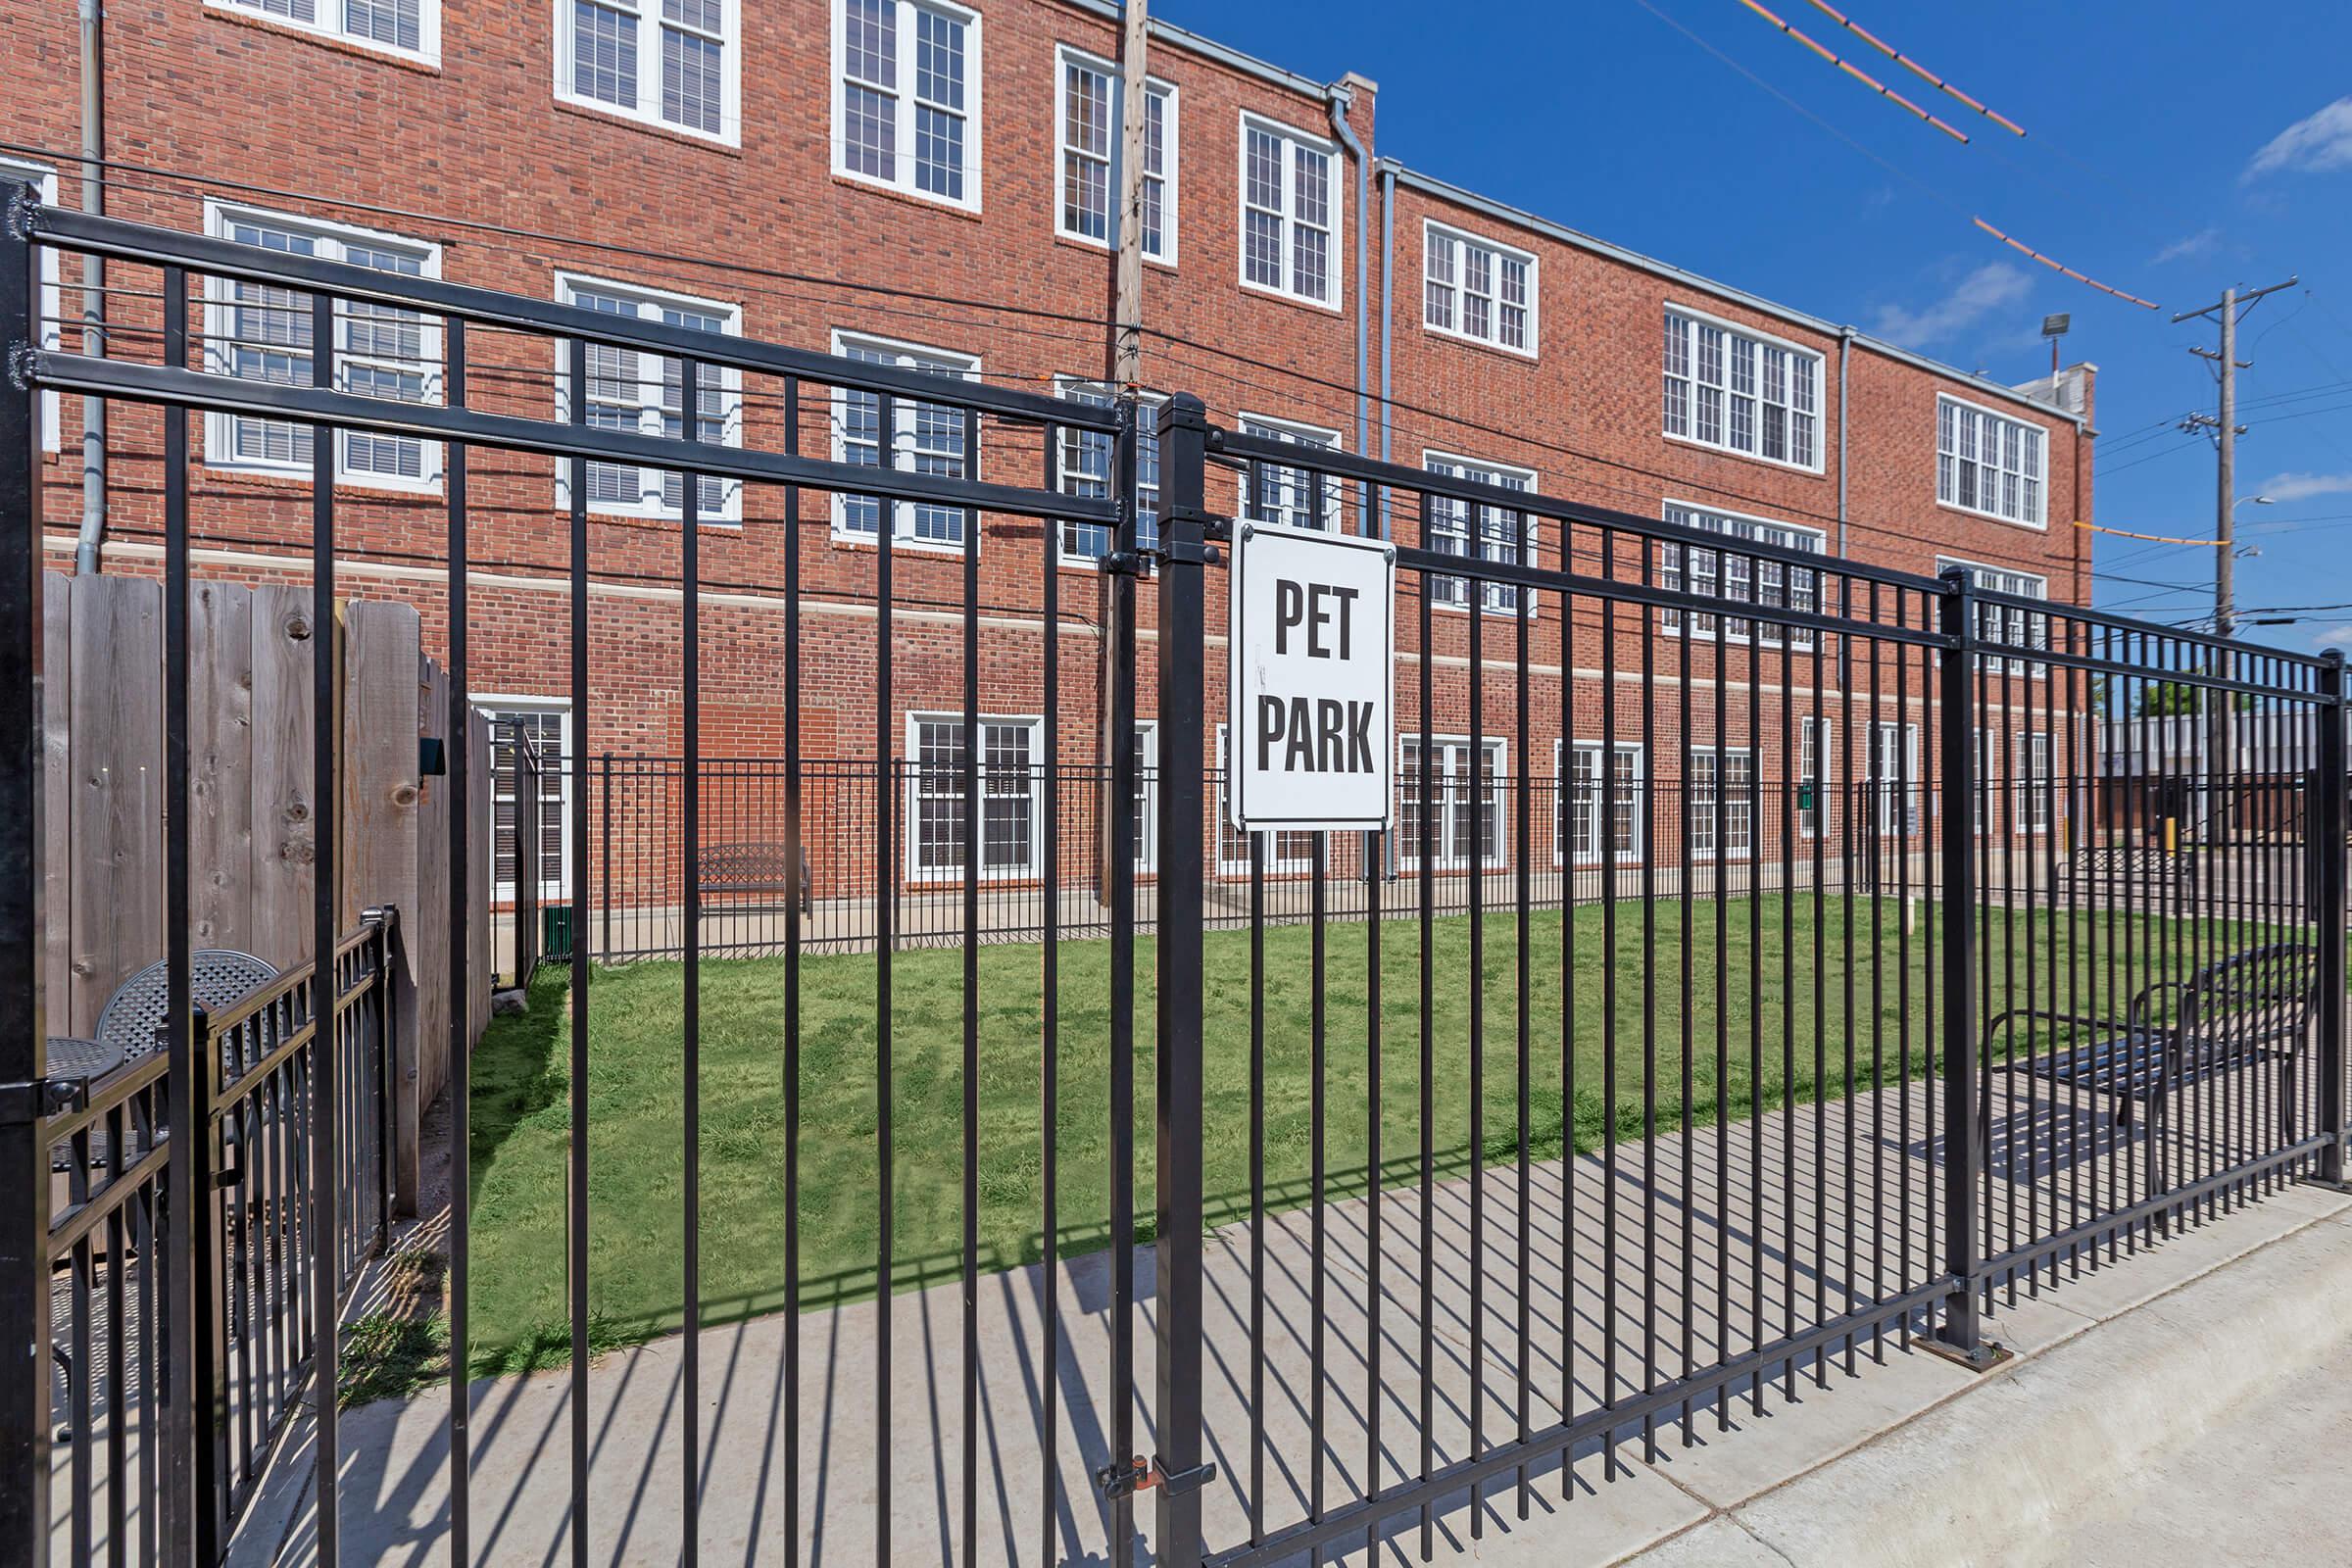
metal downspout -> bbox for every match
[74,0,106,575]
[1838,327,1852,558]
[1326,83,1369,530]
[1380,159,1397,881]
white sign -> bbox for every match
[1226,520,1396,832]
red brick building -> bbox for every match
[3,0,2094,918]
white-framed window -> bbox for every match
[1055,46,1176,265]
[209,0,441,65]
[1555,741,1642,865]
[835,0,981,211]
[479,699,570,903]
[556,0,738,142]
[1399,735,1506,870]
[830,331,981,549]
[1130,721,1158,873]
[1054,378,1162,563]
[2015,730,2053,834]
[202,203,443,490]
[1658,502,1823,646]
[1239,113,1339,309]
[555,273,744,523]
[906,713,1041,881]
[1423,221,1535,356]
[1239,414,1344,533]
[1215,724,1315,876]
[1662,307,1821,470]
[1868,721,1922,837]
[1939,556,2050,671]
[1,161,61,453]
[1423,452,1537,615]
[1689,748,1754,860]
[1798,716,1834,842]
[1937,396,2046,528]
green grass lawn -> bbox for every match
[447,895,2239,1382]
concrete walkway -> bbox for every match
[224,1054,2329,1568]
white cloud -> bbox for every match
[2152,227,2221,265]
[2314,626,2352,650]
[2244,97,2352,180]
[2256,470,2352,504]
[1868,263,2033,348]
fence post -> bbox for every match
[2315,652,2346,1186]
[1152,393,1213,1565]
[1932,565,1999,1366]
[0,176,51,1568]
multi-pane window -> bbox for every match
[1937,397,2046,527]
[1556,742,1642,863]
[1689,749,1754,859]
[1215,726,1313,874]
[838,0,978,208]
[205,208,441,487]
[214,0,437,61]
[1423,223,1534,355]
[909,716,1040,880]
[1662,310,1820,468]
[833,333,980,546]
[1241,116,1338,307]
[1131,722,1157,871]
[558,276,742,521]
[1056,49,1176,262]
[1658,504,1822,646]
[2015,730,2053,834]
[1400,737,1506,869]
[481,703,568,900]
[559,0,736,140]
[1240,416,1344,532]
[1055,379,1162,562]
[1938,557,2050,671]
[1799,717,1833,841]
[1423,454,1535,612]
[1870,721,1921,836]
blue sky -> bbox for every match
[1158,0,2352,653]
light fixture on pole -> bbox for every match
[2041,313,2071,376]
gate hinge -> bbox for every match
[0,1077,85,1127]
[1094,1453,1218,1502]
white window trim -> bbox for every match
[831,0,985,214]
[1936,393,2050,530]
[1214,725,1315,878]
[1236,111,1342,312]
[1552,739,1644,867]
[552,270,746,524]
[1053,44,1178,268]
[201,200,445,494]
[209,0,443,68]
[555,0,742,147]
[829,328,983,552]
[1421,220,1538,359]
[1053,377,1164,565]
[1398,734,1509,872]
[903,711,1045,885]
[1238,411,1345,534]
[1938,554,2051,675]
[1131,720,1159,874]
[1657,498,1827,648]
[1422,448,1540,618]
[1,162,61,453]
[1689,746,1756,862]
[2015,729,2054,835]
[477,695,571,905]
[1661,301,1827,476]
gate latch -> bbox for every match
[0,1077,85,1128]
[1094,1453,1218,1502]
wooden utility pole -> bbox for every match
[1097,1,1150,903]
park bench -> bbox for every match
[696,841,812,914]
[2055,843,2197,902]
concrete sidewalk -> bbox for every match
[224,1060,2343,1568]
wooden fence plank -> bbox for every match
[40,573,71,1036]
[190,578,255,955]
[67,575,165,1035]
[249,584,319,972]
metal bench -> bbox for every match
[2056,844,2197,901]
[696,842,812,914]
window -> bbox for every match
[832,332,981,548]
[1658,503,1823,646]
[1689,749,1754,860]
[1939,557,2050,669]
[1055,379,1161,563]
[1869,721,1921,837]
[836,0,980,209]
[1556,742,1642,864]
[1,161,61,453]
[1131,722,1158,873]
[1400,736,1506,870]
[2015,731,2052,834]
[210,0,440,64]
[203,205,443,489]
[1423,222,1535,355]
[556,274,743,522]
[1799,717,1834,841]
[1662,309,1820,469]
[1423,453,1536,613]
[1055,48,1176,263]
[907,714,1041,881]
[1240,415,1344,532]
[480,701,569,902]
[1239,115,1339,308]
[557,0,737,141]
[1937,396,2046,527]
[1216,725,1314,875]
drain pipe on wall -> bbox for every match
[1379,159,1399,883]
[1836,327,1852,558]
[1326,80,1369,530]
[74,0,107,575]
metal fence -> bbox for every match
[2,185,2346,1568]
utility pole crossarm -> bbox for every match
[2171,274,2297,324]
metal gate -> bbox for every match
[4,185,2349,1568]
